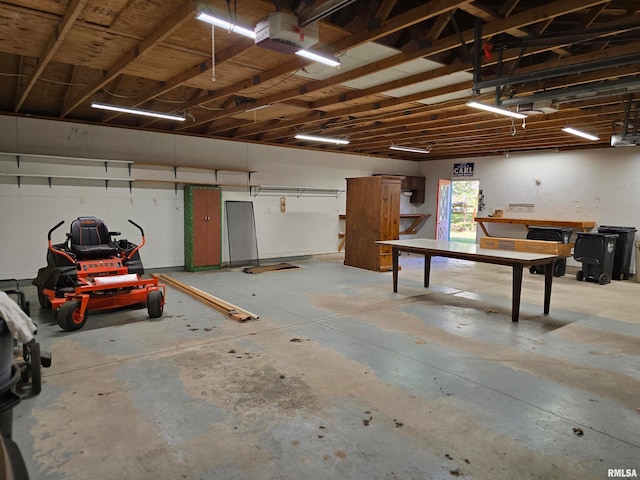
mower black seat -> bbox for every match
[70,217,118,260]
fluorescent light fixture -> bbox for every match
[295,49,341,67]
[467,100,527,119]
[294,133,349,145]
[389,144,430,154]
[195,11,256,39]
[562,126,599,141]
[91,102,186,121]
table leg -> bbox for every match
[512,264,523,322]
[424,254,431,287]
[392,248,399,293]
[543,260,553,314]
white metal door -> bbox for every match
[436,179,452,241]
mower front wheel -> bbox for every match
[147,290,164,318]
[57,301,87,331]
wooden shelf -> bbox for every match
[133,162,256,174]
[135,178,258,187]
[0,151,133,164]
[0,173,133,188]
[0,173,132,181]
[399,214,432,234]
[0,154,257,192]
[474,217,596,236]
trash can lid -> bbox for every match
[598,225,637,232]
[527,226,573,231]
[577,232,619,238]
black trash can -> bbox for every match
[527,226,573,276]
[1,320,21,440]
[0,319,12,388]
[0,320,30,480]
[597,225,637,280]
[574,232,618,285]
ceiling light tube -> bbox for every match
[294,133,349,145]
[91,102,186,121]
[295,49,341,67]
[195,11,256,39]
[467,100,527,119]
[389,144,430,154]
[561,126,599,141]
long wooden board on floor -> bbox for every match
[156,274,259,322]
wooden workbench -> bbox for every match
[474,217,595,237]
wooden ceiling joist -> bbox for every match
[61,0,197,118]
[14,0,89,112]
[0,0,636,160]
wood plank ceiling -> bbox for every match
[0,0,639,161]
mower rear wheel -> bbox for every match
[147,290,164,318]
[58,301,87,331]
[37,285,51,309]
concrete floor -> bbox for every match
[8,253,640,479]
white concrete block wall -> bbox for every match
[0,117,421,279]
[4,116,638,280]
[418,149,640,271]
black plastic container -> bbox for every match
[527,226,573,277]
[597,225,637,280]
[0,319,11,387]
[1,319,20,440]
[574,232,618,285]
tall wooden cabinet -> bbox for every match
[344,176,402,272]
[184,186,222,271]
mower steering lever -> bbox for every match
[128,219,144,236]
[124,219,146,262]
[48,220,65,240]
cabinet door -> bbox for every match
[191,188,221,268]
[204,189,221,266]
[410,176,426,204]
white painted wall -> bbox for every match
[418,148,640,270]
[5,117,638,280]
[0,116,422,279]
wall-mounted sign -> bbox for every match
[453,162,474,177]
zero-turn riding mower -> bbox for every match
[33,217,165,331]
